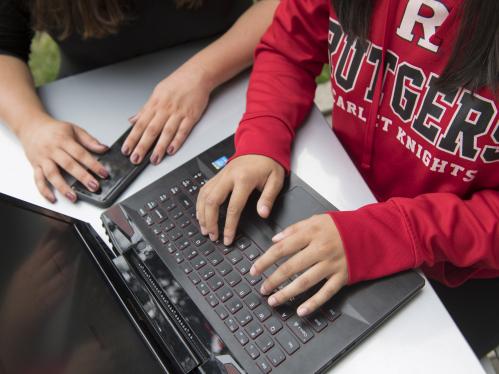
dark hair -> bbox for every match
[331,0,499,93]
[30,0,204,40]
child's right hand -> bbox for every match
[196,154,285,246]
[18,117,109,203]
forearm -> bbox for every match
[0,55,50,138]
[184,0,280,91]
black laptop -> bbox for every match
[0,135,424,374]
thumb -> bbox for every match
[74,127,108,153]
[257,171,283,218]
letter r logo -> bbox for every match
[396,0,449,52]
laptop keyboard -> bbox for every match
[138,170,340,373]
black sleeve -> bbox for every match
[0,1,34,62]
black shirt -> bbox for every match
[0,0,252,77]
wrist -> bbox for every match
[182,56,220,93]
[15,111,53,140]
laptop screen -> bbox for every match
[0,198,163,374]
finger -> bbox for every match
[267,262,330,307]
[297,274,345,316]
[272,219,308,242]
[257,170,284,218]
[203,178,234,241]
[223,182,253,245]
[34,166,56,203]
[149,114,182,164]
[41,161,77,202]
[131,112,170,165]
[196,180,212,235]
[52,149,100,193]
[251,222,309,277]
[65,141,108,179]
[121,109,155,156]
[166,116,196,155]
[128,112,139,124]
[74,127,108,154]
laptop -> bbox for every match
[99,134,425,373]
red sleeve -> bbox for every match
[232,0,329,171]
[330,189,499,286]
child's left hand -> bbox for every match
[250,214,349,317]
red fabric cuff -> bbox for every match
[328,200,418,284]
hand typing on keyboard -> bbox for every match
[250,214,349,318]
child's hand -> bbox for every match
[19,118,108,203]
[196,154,285,245]
[122,62,212,165]
[251,214,349,317]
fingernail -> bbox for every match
[131,153,140,164]
[259,204,270,217]
[223,236,232,246]
[268,296,276,306]
[167,146,174,155]
[272,232,285,242]
[297,306,309,317]
[150,154,159,165]
[66,192,76,202]
[99,142,109,150]
[260,285,268,295]
[121,145,129,155]
[200,227,207,235]
[88,180,99,192]
[99,168,109,179]
[250,265,257,276]
[209,233,216,241]
[128,115,136,123]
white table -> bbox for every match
[0,40,485,374]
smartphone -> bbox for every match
[71,127,152,208]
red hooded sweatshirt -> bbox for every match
[232,0,499,286]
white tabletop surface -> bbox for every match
[0,40,485,374]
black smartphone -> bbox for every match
[71,127,152,208]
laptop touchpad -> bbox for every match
[269,186,326,230]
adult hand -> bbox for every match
[196,154,285,245]
[250,214,349,317]
[19,117,109,203]
[121,62,212,165]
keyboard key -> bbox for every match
[225,272,242,287]
[306,312,328,332]
[216,260,232,276]
[264,317,283,335]
[179,219,191,228]
[199,267,215,280]
[266,347,286,367]
[176,240,190,251]
[181,179,191,188]
[235,236,252,250]
[225,317,239,332]
[188,273,201,285]
[256,334,274,353]
[287,316,314,343]
[235,330,249,346]
[181,263,193,274]
[196,283,209,296]
[234,282,251,299]
[275,330,300,355]
[206,293,219,307]
[172,210,184,220]
[235,309,253,326]
[216,286,233,302]
[152,227,162,235]
[207,251,224,266]
[170,186,180,195]
[227,298,243,314]
[168,230,182,241]
[245,321,264,339]
[236,259,252,275]
[186,249,199,260]
[256,357,272,374]
[146,201,158,210]
[192,235,208,247]
[159,193,169,202]
[159,233,169,244]
[176,193,193,209]
[165,242,176,254]
[219,244,234,255]
[245,343,260,359]
[152,208,167,223]
[191,257,207,270]
[215,305,229,320]
[254,305,272,322]
[321,302,340,322]
[227,250,243,265]
[244,246,261,261]
[207,276,224,291]
[186,227,198,237]
[275,303,294,321]
[164,201,177,211]
[245,273,263,286]
[174,252,184,264]
[162,221,175,231]
[244,293,262,310]
[144,215,154,226]
[199,243,215,256]
[138,207,147,216]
